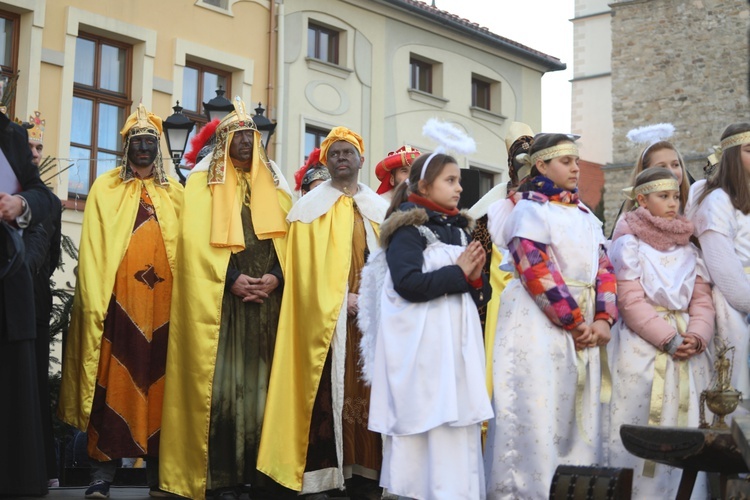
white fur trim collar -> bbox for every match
[287,180,388,224]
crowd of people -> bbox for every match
[2,95,749,500]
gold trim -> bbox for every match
[720,131,750,151]
[633,178,679,197]
[530,143,579,164]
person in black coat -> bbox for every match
[21,112,63,487]
[0,110,58,498]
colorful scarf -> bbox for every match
[407,193,460,216]
[510,175,586,211]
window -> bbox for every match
[305,125,330,160]
[472,77,491,110]
[308,23,339,65]
[471,167,495,198]
[0,10,18,117]
[69,33,132,197]
[203,0,227,7]
[181,61,231,127]
[410,57,432,94]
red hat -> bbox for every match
[374,145,421,194]
[294,148,323,192]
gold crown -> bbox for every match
[217,97,258,135]
[120,103,162,139]
[27,110,45,144]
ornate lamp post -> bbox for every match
[202,87,234,122]
[162,101,196,184]
[251,102,277,150]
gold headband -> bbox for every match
[634,178,679,197]
[530,143,579,164]
[720,131,750,151]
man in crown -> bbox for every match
[258,126,388,499]
[22,110,63,489]
[159,98,291,500]
[0,104,58,498]
[58,104,183,499]
[374,145,421,202]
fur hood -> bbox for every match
[378,206,475,248]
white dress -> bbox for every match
[485,199,608,500]
[688,182,750,395]
[607,234,712,499]
[368,227,493,500]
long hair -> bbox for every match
[385,153,458,218]
[623,141,689,213]
[516,133,574,192]
[697,122,750,214]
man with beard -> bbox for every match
[259,127,388,499]
[58,104,183,499]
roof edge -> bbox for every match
[378,0,566,72]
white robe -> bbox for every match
[688,181,750,396]
[485,199,607,500]
[607,234,712,499]
[368,227,493,500]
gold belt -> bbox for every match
[643,306,690,477]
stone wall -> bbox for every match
[604,0,749,233]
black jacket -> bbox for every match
[383,202,491,305]
[0,112,57,342]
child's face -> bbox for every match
[424,162,462,210]
[638,190,680,220]
[741,143,750,176]
[537,145,579,191]
[648,148,683,184]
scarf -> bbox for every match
[622,207,694,251]
[407,193,460,216]
[510,175,586,211]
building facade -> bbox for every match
[2,0,564,290]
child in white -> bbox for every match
[359,152,493,500]
[485,134,618,500]
[608,168,714,499]
[688,122,750,397]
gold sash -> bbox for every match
[566,279,612,446]
[642,306,690,477]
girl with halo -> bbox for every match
[358,119,493,499]
[688,122,750,397]
[484,133,618,500]
[611,124,691,238]
[608,168,714,499]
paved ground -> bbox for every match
[16,487,155,499]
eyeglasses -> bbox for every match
[328,149,357,159]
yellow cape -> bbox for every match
[159,170,290,500]
[257,195,381,491]
[483,244,513,396]
[58,169,183,430]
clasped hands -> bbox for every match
[457,240,486,282]
[230,273,279,303]
[572,320,611,351]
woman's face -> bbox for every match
[648,148,683,184]
[536,143,579,191]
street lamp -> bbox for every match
[162,101,196,184]
[252,102,277,150]
[202,87,234,122]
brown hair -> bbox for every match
[622,141,689,213]
[697,122,750,214]
[385,153,458,218]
